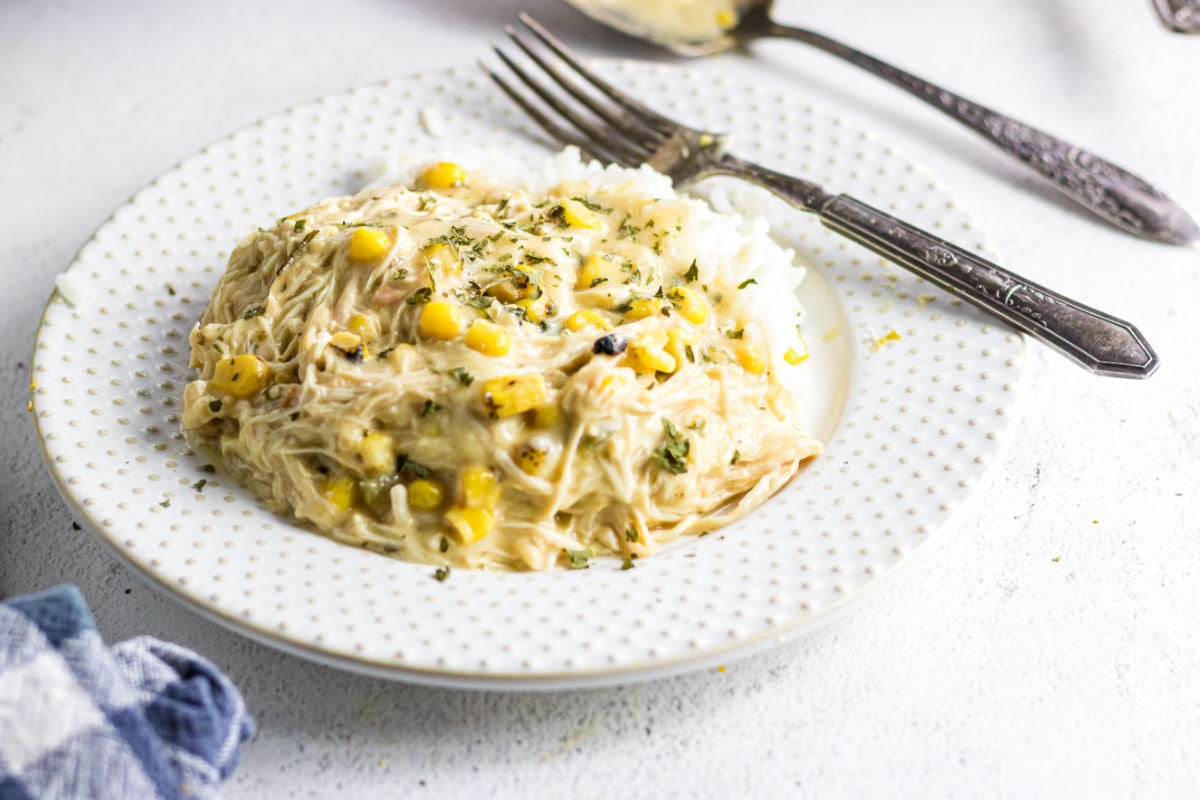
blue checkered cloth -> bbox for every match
[0,585,254,800]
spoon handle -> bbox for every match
[1152,0,1200,33]
[763,21,1200,246]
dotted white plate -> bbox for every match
[32,63,1025,689]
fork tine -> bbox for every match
[503,26,664,152]
[483,64,626,166]
[516,12,681,136]
[489,45,650,166]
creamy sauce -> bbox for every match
[573,0,744,44]
[183,157,820,571]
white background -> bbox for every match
[2,0,1198,797]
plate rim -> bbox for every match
[30,60,1028,689]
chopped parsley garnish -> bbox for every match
[570,196,612,214]
[71,522,81,531]
[421,399,440,417]
[193,479,207,492]
[199,464,216,473]
[425,225,472,247]
[625,526,639,543]
[406,287,432,305]
[617,215,641,239]
[242,306,266,320]
[463,294,494,310]
[159,499,170,508]
[652,419,690,475]
[391,268,409,281]
[449,367,474,386]
[724,328,745,339]
[166,284,176,296]
[396,454,432,479]
[294,219,306,233]
[433,566,451,582]
[208,399,223,413]
[564,549,592,569]
[439,536,450,553]
[737,278,757,289]
[730,450,741,465]
[621,556,636,571]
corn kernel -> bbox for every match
[324,474,356,511]
[871,329,902,352]
[418,161,466,189]
[353,431,394,474]
[209,354,270,399]
[422,242,462,276]
[484,269,537,303]
[736,339,767,374]
[465,320,512,357]
[516,439,553,476]
[445,506,494,543]
[460,466,501,510]
[418,300,462,339]
[516,296,555,324]
[564,309,611,332]
[348,314,380,340]
[665,327,698,370]
[623,297,664,321]
[349,227,392,261]
[532,402,561,428]
[629,330,676,374]
[784,335,810,365]
[576,252,618,290]
[407,478,444,510]
[330,330,366,362]
[481,373,547,418]
[561,199,600,229]
[667,286,709,325]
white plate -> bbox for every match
[32,63,1024,689]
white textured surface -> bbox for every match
[2,0,1198,795]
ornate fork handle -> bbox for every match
[721,156,1158,378]
[759,20,1200,245]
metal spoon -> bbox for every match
[560,0,1200,246]
[1152,0,1200,33]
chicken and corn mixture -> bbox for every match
[183,157,821,570]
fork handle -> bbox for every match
[764,23,1199,246]
[813,195,1158,377]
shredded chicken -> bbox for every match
[183,158,821,570]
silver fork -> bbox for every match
[484,14,1158,379]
